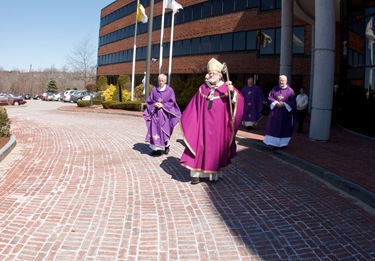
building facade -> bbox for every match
[97,0,375,137]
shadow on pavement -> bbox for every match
[132,142,152,155]
[160,156,190,183]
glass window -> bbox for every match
[163,42,170,58]
[119,51,124,63]
[259,29,275,54]
[183,5,193,23]
[191,38,200,54]
[151,44,159,59]
[233,31,246,51]
[248,0,260,8]
[212,0,223,16]
[201,36,210,53]
[193,4,202,20]
[119,28,125,39]
[211,35,221,52]
[275,28,281,54]
[246,30,257,50]
[164,12,172,27]
[202,1,211,18]
[222,33,233,52]
[136,48,142,60]
[348,49,353,67]
[353,51,359,67]
[154,15,161,30]
[173,41,183,56]
[223,1,234,14]
[182,39,191,55]
[175,10,183,24]
[293,26,305,54]
[261,0,276,11]
[276,0,281,9]
[124,27,130,38]
[235,0,247,11]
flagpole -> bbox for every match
[168,12,175,86]
[131,0,141,101]
[145,0,155,99]
[159,0,166,75]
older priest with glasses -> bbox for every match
[179,58,244,184]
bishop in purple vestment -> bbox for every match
[179,58,244,184]
[143,74,181,156]
[263,75,296,148]
[241,77,266,129]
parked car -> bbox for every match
[53,92,63,101]
[33,94,43,100]
[63,90,76,102]
[0,94,27,106]
[42,92,54,101]
[24,94,31,100]
[71,91,92,103]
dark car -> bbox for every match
[70,91,91,103]
[24,94,31,100]
[0,94,27,106]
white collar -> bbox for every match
[158,85,167,91]
[209,80,224,88]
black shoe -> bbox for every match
[150,150,162,157]
[246,126,253,130]
[164,146,170,154]
[191,177,200,185]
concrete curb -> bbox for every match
[236,136,375,209]
[0,134,16,163]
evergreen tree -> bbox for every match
[97,76,107,91]
[46,79,58,93]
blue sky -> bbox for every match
[0,1,114,71]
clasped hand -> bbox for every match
[155,102,163,109]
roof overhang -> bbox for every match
[294,0,341,25]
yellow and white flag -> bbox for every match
[136,4,148,23]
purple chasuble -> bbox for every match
[240,85,265,123]
[179,82,244,173]
[143,85,181,147]
[264,85,296,138]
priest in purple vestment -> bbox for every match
[143,74,181,156]
[179,58,244,184]
[263,75,296,149]
[241,77,266,129]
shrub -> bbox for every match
[77,100,91,107]
[85,82,97,92]
[97,76,108,91]
[0,107,11,137]
[102,101,143,111]
[102,84,117,101]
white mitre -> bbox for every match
[207,58,223,73]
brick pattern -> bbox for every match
[0,103,374,260]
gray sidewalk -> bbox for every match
[0,101,374,260]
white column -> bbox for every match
[308,25,315,113]
[280,0,293,81]
[309,0,336,141]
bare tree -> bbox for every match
[66,36,96,86]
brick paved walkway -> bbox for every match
[0,102,374,260]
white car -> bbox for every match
[53,92,63,101]
[82,95,92,101]
[63,90,76,102]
